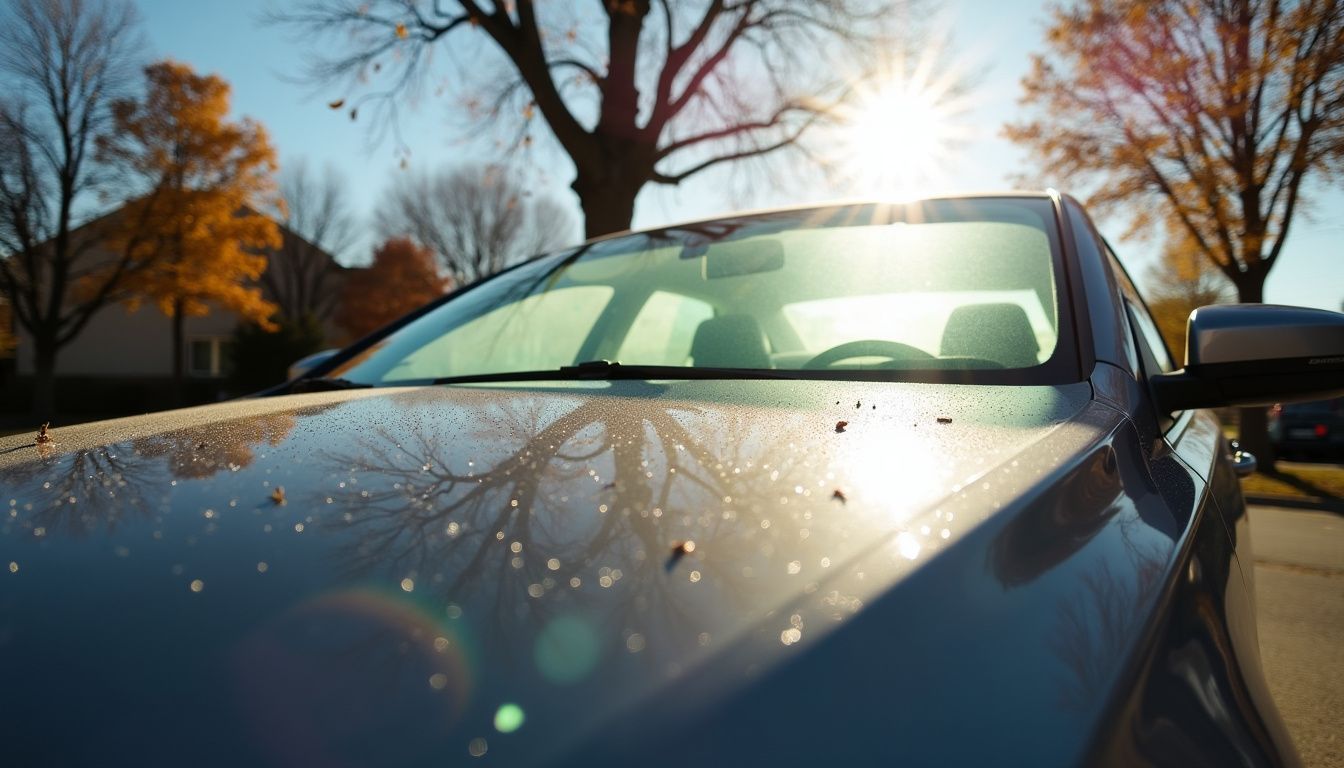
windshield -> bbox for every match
[327,198,1075,385]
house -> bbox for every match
[4,206,350,415]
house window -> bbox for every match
[188,337,228,378]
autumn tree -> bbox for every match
[98,61,281,404]
[275,1,911,238]
[0,0,143,419]
[376,164,573,285]
[1006,0,1344,462]
[1144,224,1236,357]
[264,159,357,323]
[335,237,449,340]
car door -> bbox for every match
[1097,244,1299,766]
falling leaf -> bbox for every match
[602,482,616,490]
[328,99,345,109]
[349,107,358,121]
[270,486,287,505]
[522,102,535,119]
[373,61,381,73]
[395,22,409,39]
[855,401,861,409]
[34,422,53,445]
[835,420,848,433]
[936,417,953,424]
[831,489,847,503]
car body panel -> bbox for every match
[3,379,1105,765]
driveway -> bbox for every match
[1250,504,1344,767]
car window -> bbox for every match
[615,291,715,366]
[380,286,614,382]
[326,199,1078,386]
[1106,245,1175,373]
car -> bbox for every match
[3,192,1340,766]
[1269,397,1344,461]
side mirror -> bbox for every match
[1152,304,1344,412]
[287,348,340,381]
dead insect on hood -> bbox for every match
[831,489,847,503]
[835,420,848,433]
[34,423,53,445]
[270,486,287,505]
[936,417,953,424]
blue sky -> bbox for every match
[136,0,1340,310]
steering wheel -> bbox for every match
[802,339,936,369]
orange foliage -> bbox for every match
[99,60,280,328]
[1005,0,1344,303]
[336,238,449,340]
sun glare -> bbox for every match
[833,50,973,200]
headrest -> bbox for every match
[940,303,1040,368]
[690,315,771,369]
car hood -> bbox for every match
[0,379,1101,766]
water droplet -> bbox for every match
[429,672,449,690]
[189,579,204,593]
[401,577,415,592]
[780,627,802,645]
[8,561,18,573]
[787,560,802,575]
[468,737,488,757]
[896,532,922,560]
[626,633,646,653]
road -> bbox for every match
[1250,504,1344,767]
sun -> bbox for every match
[832,51,973,200]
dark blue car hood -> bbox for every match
[0,379,1166,766]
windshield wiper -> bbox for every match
[432,360,792,385]
[288,377,374,393]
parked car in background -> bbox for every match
[1269,397,1344,460]
[4,193,1340,766]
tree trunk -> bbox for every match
[573,167,641,239]
[1231,271,1274,468]
[171,302,185,408]
[31,337,58,423]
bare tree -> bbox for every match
[273,1,911,238]
[265,159,358,323]
[375,164,575,285]
[0,0,144,419]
